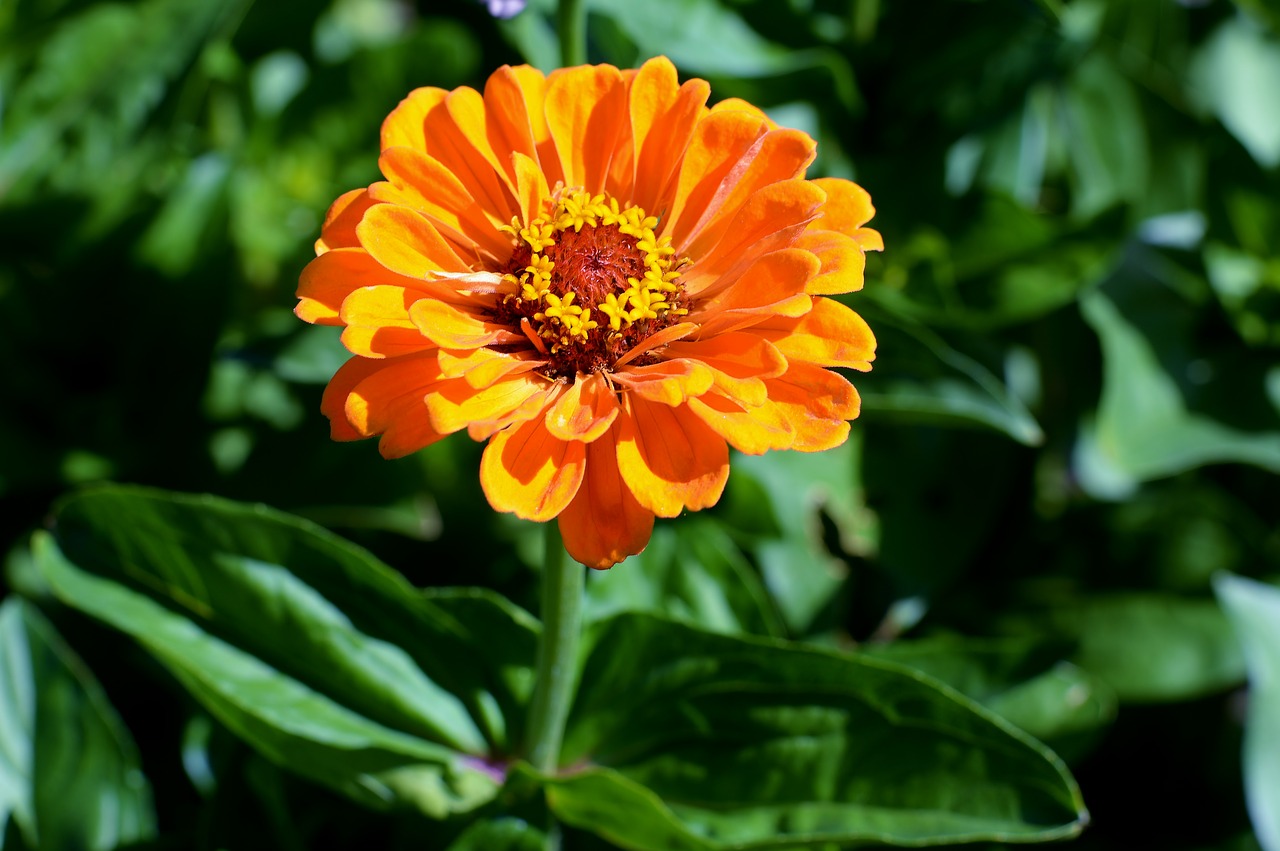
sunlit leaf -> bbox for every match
[32,486,540,819]
[1191,16,1280,170]
[1062,54,1148,219]
[865,635,1116,742]
[0,0,236,199]
[584,518,783,638]
[857,311,1044,446]
[1075,289,1280,499]
[1215,574,1280,851]
[445,816,549,851]
[0,598,156,850]
[719,438,876,635]
[1037,593,1246,703]
[553,613,1088,849]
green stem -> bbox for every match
[557,0,587,67]
[525,523,584,774]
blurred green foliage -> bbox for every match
[2,0,1280,848]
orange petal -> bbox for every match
[688,248,818,336]
[426,371,550,435]
[611,359,714,406]
[755,297,876,371]
[356,202,475,279]
[614,321,698,368]
[615,397,729,517]
[662,110,769,250]
[709,97,780,129]
[795,229,868,295]
[512,151,551,227]
[809,177,876,231]
[626,56,710,214]
[762,362,861,452]
[409,298,521,350]
[681,179,826,297]
[396,83,517,222]
[321,356,385,441]
[484,65,551,184]
[372,148,511,262]
[431,86,518,218]
[437,347,544,388]
[558,423,655,569]
[300,247,490,330]
[545,372,619,442]
[665,332,788,407]
[298,248,397,326]
[480,414,586,522]
[316,189,378,254]
[338,286,436,358]
[466,384,555,441]
[685,392,795,455]
[681,128,817,259]
[544,64,627,194]
[381,87,447,151]
[344,353,450,458]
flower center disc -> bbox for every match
[491,188,689,379]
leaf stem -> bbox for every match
[525,522,584,774]
[557,0,587,67]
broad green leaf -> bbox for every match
[555,613,1087,849]
[1040,594,1246,703]
[864,636,1116,742]
[0,598,155,850]
[584,518,783,638]
[32,485,540,819]
[445,816,549,851]
[1191,16,1280,169]
[1075,290,1280,499]
[1215,575,1280,851]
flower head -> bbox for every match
[296,57,881,568]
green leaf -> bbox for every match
[857,310,1044,446]
[1061,54,1148,219]
[1026,0,1063,23]
[1215,575,1280,851]
[1042,594,1246,703]
[0,0,236,199]
[32,485,540,819]
[0,598,156,850]
[1075,290,1280,499]
[135,153,232,276]
[719,438,875,635]
[445,816,549,851]
[584,518,784,638]
[1192,16,1280,170]
[585,0,855,105]
[864,635,1116,743]
[554,613,1087,849]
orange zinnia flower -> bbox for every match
[296,57,881,569]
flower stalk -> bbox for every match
[525,523,584,774]
[557,0,587,66]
